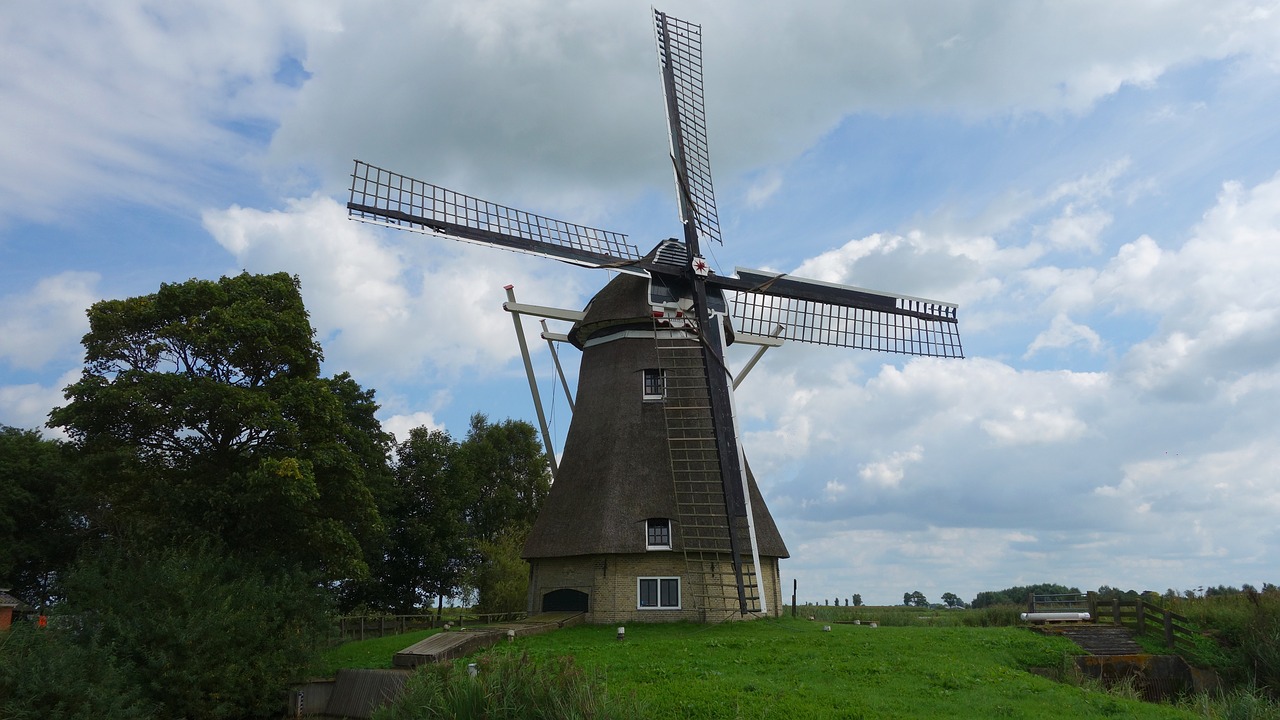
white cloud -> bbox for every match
[980,406,1088,446]
[0,370,80,435]
[381,411,445,444]
[1106,174,1280,396]
[1038,204,1112,252]
[6,0,1278,230]
[858,445,924,487]
[0,272,98,370]
[269,0,1280,209]
[744,170,784,208]
[0,0,339,222]
[1024,314,1103,358]
[730,166,1280,601]
[202,194,592,382]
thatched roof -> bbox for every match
[523,272,788,560]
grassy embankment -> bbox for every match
[319,612,1195,719]
[311,629,437,677]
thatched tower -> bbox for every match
[522,269,789,623]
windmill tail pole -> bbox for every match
[504,285,558,477]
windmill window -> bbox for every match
[638,577,680,609]
[642,368,666,400]
[646,518,671,549]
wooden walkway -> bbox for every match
[1052,624,1146,655]
[393,611,584,668]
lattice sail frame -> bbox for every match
[348,160,641,268]
[729,289,963,358]
[655,10,722,248]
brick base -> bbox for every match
[527,553,784,624]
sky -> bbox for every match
[3,0,1279,606]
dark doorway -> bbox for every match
[541,588,589,612]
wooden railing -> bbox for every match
[1027,592,1197,649]
[335,611,529,641]
[1101,595,1196,650]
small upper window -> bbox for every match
[646,518,671,549]
[642,368,666,401]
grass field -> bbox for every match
[322,616,1199,719]
[310,628,438,676]
[509,619,1194,719]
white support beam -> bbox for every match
[733,325,786,390]
[501,301,585,323]
[734,332,785,348]
[504,286,559,477]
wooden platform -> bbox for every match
[1042,624,1146,655]
[392,612,584,668]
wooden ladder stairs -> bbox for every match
[654,324,760,618]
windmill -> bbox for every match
[347,9,963,622]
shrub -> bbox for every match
[1169,591,1280,698]
[374,651,642,720]
[0,624,154,720]
[63,540,330,720]
[959,604,1024,627]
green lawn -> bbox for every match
[497,619,1193,719]
[311,629,438,676]
[319,618,1198,719]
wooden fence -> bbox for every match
[1028,592,1196,649]
[334,611,529,642]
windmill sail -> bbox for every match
[348,160,642,270]
[655,10,722,249]
[724,269,964,358]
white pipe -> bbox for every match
[1020,612,1091,622]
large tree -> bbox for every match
[48,272,390,581]
[0,426,90,605]
[457,414,551,612]
[344,426,471,613]
[457,414,551,543]
[344,416,551,614]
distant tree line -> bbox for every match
[0,273,550,719]
[970,583,1082,609]
[969,583,1280,608]
[898,591,966,608]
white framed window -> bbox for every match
[638,577,680,609]
[642,368,665,400]
[646,518,671,550]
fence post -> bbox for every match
[1136,600,1145,635]
[1087,592,1097,622]
[792,579,797,618]
[1163,611,1174,648]
[1027,592,1036,612]
[1112,598,1121,624]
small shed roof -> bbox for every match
[0,589,25,608]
